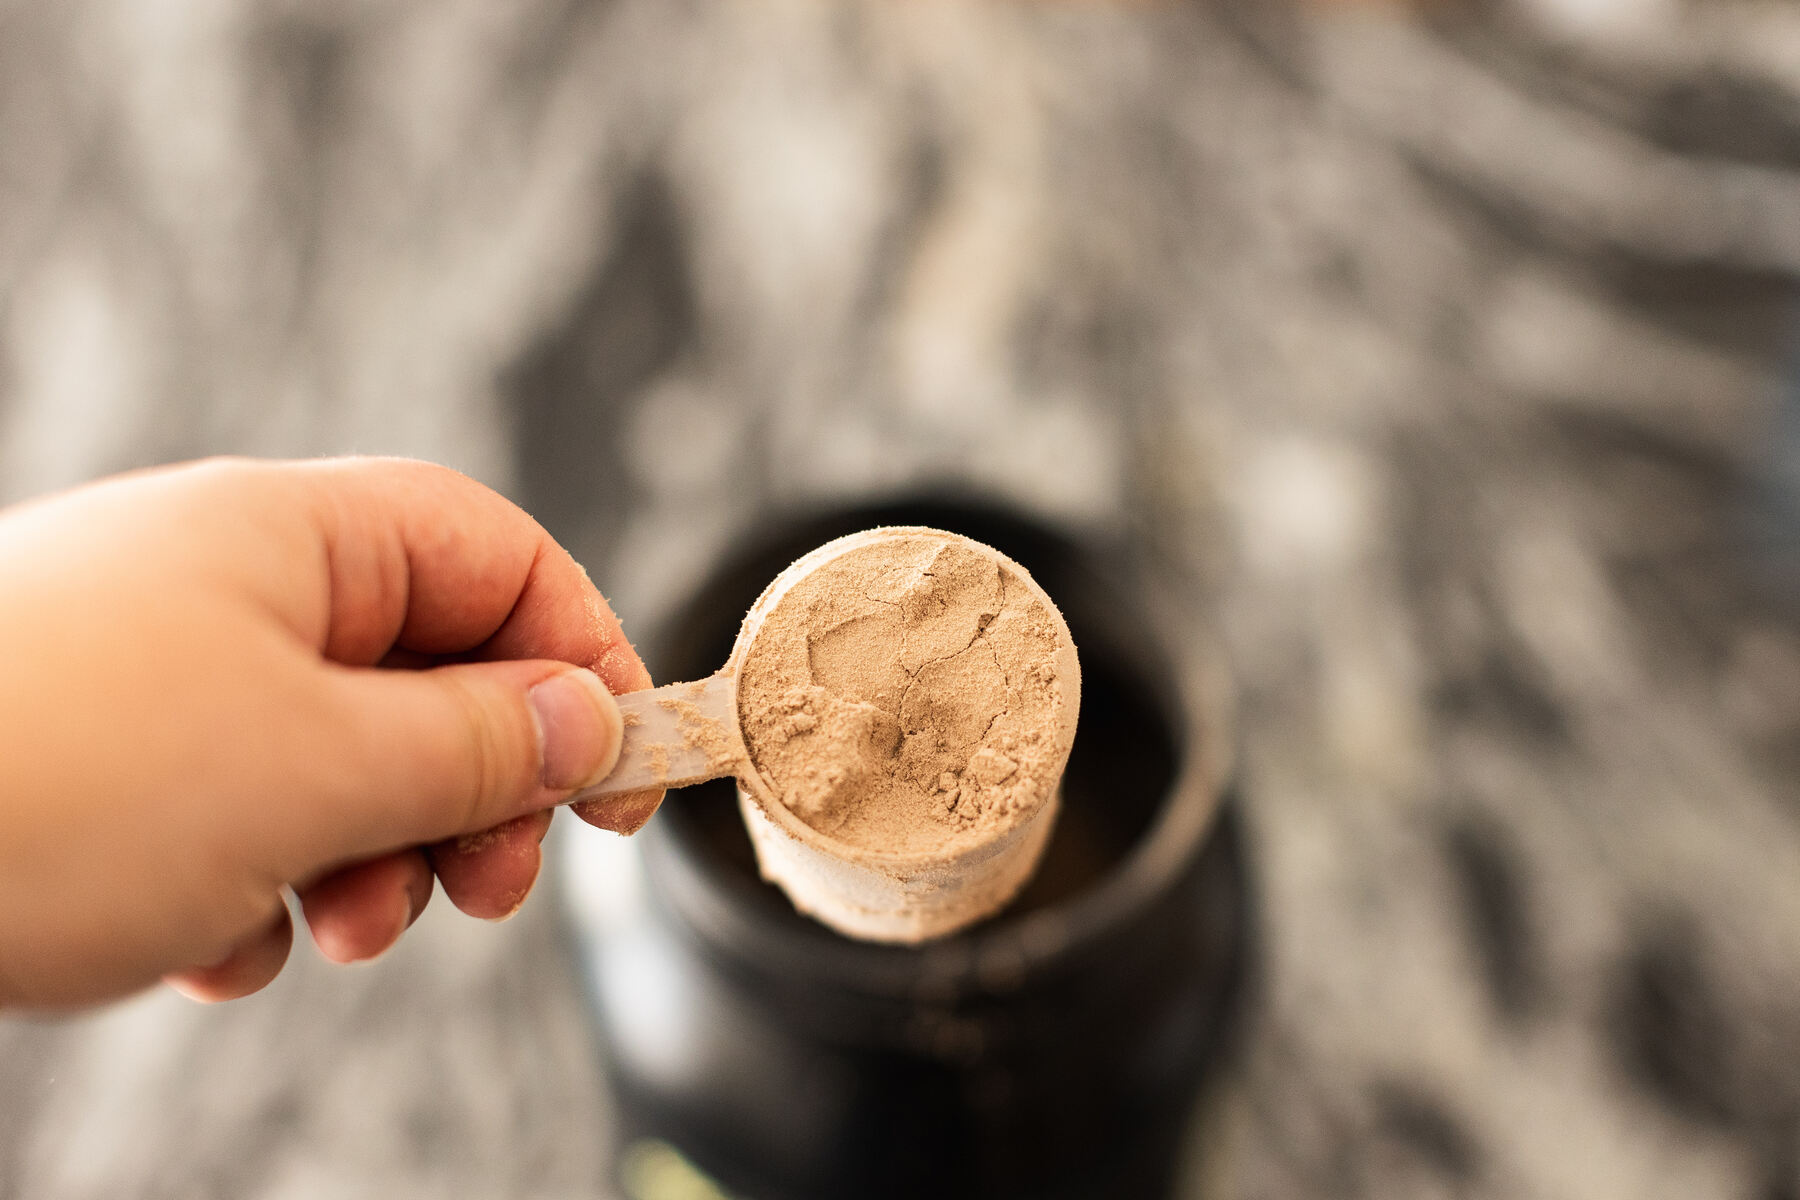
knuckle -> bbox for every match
[440,673,528,831]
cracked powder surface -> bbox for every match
[737,533,1069,857]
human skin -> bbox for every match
[0,457,663,1009]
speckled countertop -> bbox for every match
[2,2,1798,1197]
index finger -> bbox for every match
[287,457,653,695]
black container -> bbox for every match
[574,498,1250,1200]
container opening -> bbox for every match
[648,498,1178,940]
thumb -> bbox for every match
[317,660,624,859]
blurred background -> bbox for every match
[2,0,1799,1196]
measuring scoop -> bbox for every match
[564,526,1081,943]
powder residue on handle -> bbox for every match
[658,690,741,775]
[736,535,1070,857]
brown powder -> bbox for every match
[736,534,1070,858]
[657,691,741,775]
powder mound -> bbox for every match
[737,534,1068,857]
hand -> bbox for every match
[0,457,663,1008]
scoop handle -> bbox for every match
[564,672,744,801]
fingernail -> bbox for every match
[483,888,530,923]
[529,669,623,790]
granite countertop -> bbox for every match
[2,1,1798,1196]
